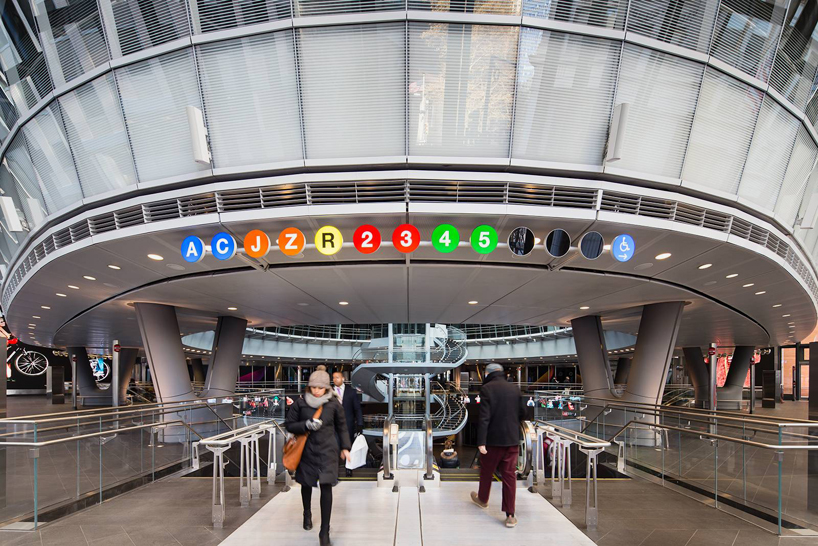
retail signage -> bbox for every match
[180,225,635,262]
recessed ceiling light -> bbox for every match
[28,323,35,326]
[67,285,79,290]
[743,283,754,288]
[468,301,478,305]
[655,253,672,260]
[534,237,542,245]
[166,264,186,271]
[580,306,590,310]
[41,306,50,309]
[339,301,349,306]
[55,293,66,297]
[108,265,121,270]
[148,254,163,261]
[27,325,34,329]
[704,280,717,286]
[698,264,712,270]
[725,273,738,279]
[297,303,310,307]
[83,275,96,281]
[788,322,795,325]
[755,291,766,295]
[32,315,40,319]
[603,244,611,251]
[783,314,790,317]
[773,304,782,308]
[228,307,237,311]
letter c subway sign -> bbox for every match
[180,226,634,262]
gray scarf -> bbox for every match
[305,391,332,409]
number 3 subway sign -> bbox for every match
[181,226,635,262]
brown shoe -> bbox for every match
[505,515,518,528]
[470,491,488,509]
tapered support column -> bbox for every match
[68,347,107,399]
[190,358,206,383]
[201,316,248,398]
[571,315,614,399]
[0,339,6,510]
[622,302,684,406]
[682,347,709,409]
[717,346,754,410]
[116,348,139,403]
[134,303,194,403]
[613,357,631,385]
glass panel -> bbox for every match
[112,0,191,56]
[116,49,210,183]
[59,73,138,197]
[409,0,519,15]
[0,0,52,115]
[626,0,719,53]
[770,0,818,110]
[612,44,703,179]
[710,0,787,83]
[775,126,817,227]
[739,95,799,210]
[782,346,795,396]
[22,103,84,213]
[296,0,405,16]
[682,67,762,194]
[522,0,627,29]
[408,22,518,159]
[197,31,303,170]
[5,134,50,215]
[512,28,619,167]
[298,23,405,160]
[34,0,110,85]
[196,0,291,33]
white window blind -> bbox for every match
[296,0,405,17]
[738,95,799,210]
[523,0,626,29]
[197,0,290,33]
[612,44,702,179]
[298,23,405,161]
[769,24,818,111]
[512,28,619,167]
[198,31,303,170]
[682,68,761,194]
[5,135,49,215]
[22,104,84,213]
[112,0,191,56]
[116,49,211,182]
[409,0,520,15]
[776,125,817,227]
[626,0,719,53]
[409,22,518,159]
[0,149,45,229]
[59,73,137,197]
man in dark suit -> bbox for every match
[332,371,363,475]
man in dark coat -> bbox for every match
[471,363,524,528]
[286,369,351,545]
[333,371,363,476]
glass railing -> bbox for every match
[534,393,818,537]
[0,389,285,530]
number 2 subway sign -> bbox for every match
[181,226,635,262]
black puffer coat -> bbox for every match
[286,396,351,487]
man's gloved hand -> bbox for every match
[306,418,323,431]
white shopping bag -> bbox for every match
[345,433,368,469]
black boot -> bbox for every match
[303,512,313,531]
[319,532,331,546]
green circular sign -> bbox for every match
[432,224,460,253]
[470,225,498,254]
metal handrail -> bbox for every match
[382,415,393,480]
[424,416,434,480]
[533,420,611,449]
[200,419,286,447]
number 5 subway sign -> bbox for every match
[181,226,635,261]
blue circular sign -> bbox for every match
[612,234,635,262]
[211,232,236,261]
[181,236,205,263]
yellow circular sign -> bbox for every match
[315,226,343,256]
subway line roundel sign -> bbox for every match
[179,225,630,262]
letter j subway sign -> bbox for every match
[181,225,635,262]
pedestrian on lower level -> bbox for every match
[286,369,351,546]
[471,363,524,528]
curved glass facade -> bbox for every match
[0,0,817,272]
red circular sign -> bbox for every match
[113,344,121,353]
[392,224,420,253]
[353,225,381,254]
[708,347,716,356]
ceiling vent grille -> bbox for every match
[308,181,360,204]
[69,221,91,243]
[115,206,145,229]
[599,191,639,214]
[144,199,181,222]
[179,194,218,217]
[89,213,117,235]
[217,188,263,212]
[260,184,308,207]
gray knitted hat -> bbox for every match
[308,369,331,390]
[485,363,503,374]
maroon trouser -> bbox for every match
[477,445,518,515]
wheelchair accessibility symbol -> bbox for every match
[612,234,635,262]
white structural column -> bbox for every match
[115,348,139,403]
[571,315,615,399]
[621,302,685,406]
[190,357,206,383]
[134,303,194,402]
[68,347,109,404]
[201,316,248,398]
[682,346,709,409]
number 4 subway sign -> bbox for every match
[181,226,634,262]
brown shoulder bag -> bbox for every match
[283,405,323,472]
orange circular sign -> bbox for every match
[278,227,305,256]
[244,230,270,258]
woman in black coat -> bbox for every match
[286,369,351,546]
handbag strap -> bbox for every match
[303,404,324,439]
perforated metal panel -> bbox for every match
[613,44,703,179]
[408,22,518,159]
[683,68,762,194]
[626,0,718,53]
[298,23,405,160]
[198,31,303,169]
[776,125,817,227]
[112,0,191,56]
[512,28,619,166]
[523,0,626,29]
